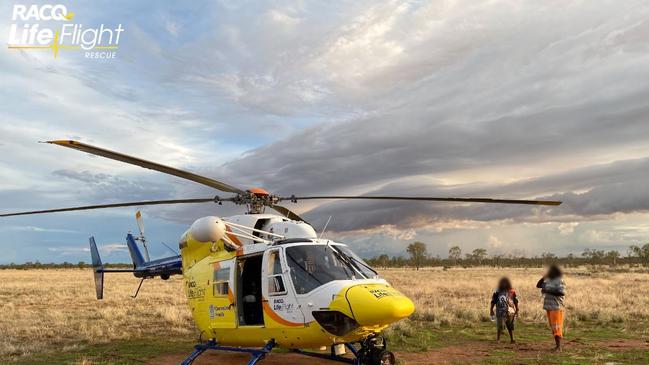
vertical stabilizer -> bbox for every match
[126,233,147,268]
[89,236,104,300]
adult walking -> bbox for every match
[536,264,566,351]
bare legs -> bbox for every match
[507,326,515,344]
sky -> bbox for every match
[1,0,649,264]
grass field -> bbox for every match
[1,267,648,364]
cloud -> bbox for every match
[48,246,90,255]
[487,235,504,249]
[558,222,579,235]
[132,0,649,239]
[2,1,649,262]
[0,225,78,233]
[46,243,126,256]
[100,243,128,255]
[51,169,175,202]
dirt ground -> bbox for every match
[147,339,649,365]
[148,347,488,365]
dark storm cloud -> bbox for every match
[300,157,649,232]
[50,169,175,203]
[217,95,649,196]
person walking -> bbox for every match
[490,277,519,343]
[536,264,566,351]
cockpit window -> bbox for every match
[286,245,357,294]
[285,244,378,294]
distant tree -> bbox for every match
[376,254,390,269]
[593,249,606,263]
[541,252,558,265]
[605,250,620,266]
[491,254,504,267]
[627,246,636,259]
[406,242,428,270]
[448,246,462,266]
[471,248,488,266]
[629,244,649,265]
[582,248,606,264]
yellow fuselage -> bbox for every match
[180,231,414,348]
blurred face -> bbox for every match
[498,278,509,291]
[548,266,562,279]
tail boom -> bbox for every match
[88,234,182,299]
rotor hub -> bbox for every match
[227,190,281,214]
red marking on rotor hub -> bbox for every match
[248,188,270,196]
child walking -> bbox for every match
[490,277,519,343]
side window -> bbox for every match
[268,250,286,295]
[213,267,230,296]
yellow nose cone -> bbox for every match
[345,284,415,326]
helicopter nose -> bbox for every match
[345,284,414,326]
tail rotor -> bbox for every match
[134,211,150,262]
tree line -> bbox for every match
[0,261,132,270]
[3,243,649,270]
[368,242,649,269]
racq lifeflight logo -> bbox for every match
[7,4,125,59]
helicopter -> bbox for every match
[1,140,562,365]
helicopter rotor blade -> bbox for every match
[46,140,246,194]
[280,196,561,206]
[271,205,307,222]
[0,198,222,217]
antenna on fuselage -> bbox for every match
[319,215,332,239]
[160,241,178,255]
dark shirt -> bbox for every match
[491,289,518,317]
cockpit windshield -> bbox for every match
[334,245,379,279]
[285,244,378,294]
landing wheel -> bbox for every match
[359,335,396,365]
[371,349,395,365]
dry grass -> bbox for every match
[382,266,649,326]
[1,267,648,362]
[0,269,193,360]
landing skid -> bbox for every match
[179,339,276,365]
[179,336,394,365]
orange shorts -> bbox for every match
[546,309,564,338]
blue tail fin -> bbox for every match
[89,236,104,300]
[126,233,146,268]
